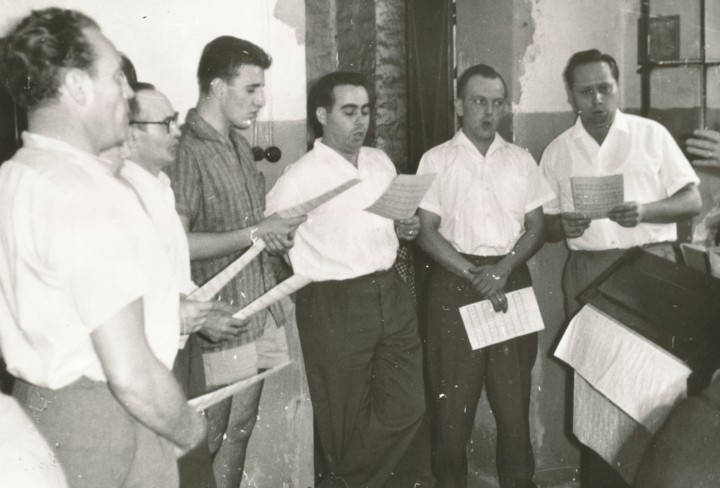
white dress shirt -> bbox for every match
[540,111,700,251]
[122,161,195,295]
[266,140,398,281]
[418,131,554,256]
[0,133,178,389]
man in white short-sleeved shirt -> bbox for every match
[266,71,433,488]
[539,48,701,488]
[539,49,701,318]
[0,9,205,487]
[416,64,553,488]
[120,85,243,488]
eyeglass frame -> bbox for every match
[129,112,179,133]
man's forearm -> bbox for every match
[91,299,205,454]
[108,358,205,452]
[497,213,545,274]
[641,184,702,223]
[416,226,475,279]
[187,228,254,260]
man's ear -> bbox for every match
[209,78,226,100]
[123,126,142,155]
[454,98,464,118]
[60,67,92,105]
[565,84,579,113]
[316,106,327,126]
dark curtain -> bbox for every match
[405,0,455,312]
[406,0,455,174]
[0,84,25,164]
[0,36,25,164]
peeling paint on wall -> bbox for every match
[275,0,305,45]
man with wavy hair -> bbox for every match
[0,8,206,487]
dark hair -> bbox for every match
[128,82,157,119]
[457,64,507,99]
[307,71,368,135]
[309,71,368,113]
[0,8,99,108]
[197,36,271,94]
[563,49,619,87]
[121,53,139,91]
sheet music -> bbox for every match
[234,274,312,322]
[189,361,292,411]
[459,287,544,350]
[277,178,361,218]
[571,174,624,219]
[365,173,436,220]
[188,241,266,302]
[188,179,359,302]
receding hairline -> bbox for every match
[131,88,173,119]
[459,73,507,98]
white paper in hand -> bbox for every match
[459,287,544,350]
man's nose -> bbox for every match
[254,88,266,108]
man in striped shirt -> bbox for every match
[166,37,305,488]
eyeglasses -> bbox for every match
[130,112,179,133]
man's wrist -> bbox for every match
[249,226,259,244]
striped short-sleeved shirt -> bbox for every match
[166,109,285,352]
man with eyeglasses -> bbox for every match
[539,49,701,487]
[122,84,244,488]
[165,36,306,488]
[414,64,553,488]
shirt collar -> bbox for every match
[314,138,364,169]
[183,109,226,143]
[21,132,122,175]
[571,109,629,141]
[183,108,251,151]
[450,129,507,157]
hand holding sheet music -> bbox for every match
[188,179,360,302]
[460,287,544,350]
[365,174,436,220]
[571,174,624,219]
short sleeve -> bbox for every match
[417,150,443,216]
[657,126,700,196]
[54,191,150,330]
[265,165,304,217]
[522,152,555,213]
[539,146,563,215]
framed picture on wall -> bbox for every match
[646,15,681,62]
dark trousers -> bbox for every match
[296,268,433,488]
[425,257,537,488]
[13,377,177,488]
[173,334,217,488]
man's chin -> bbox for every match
[234,119,254,130]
